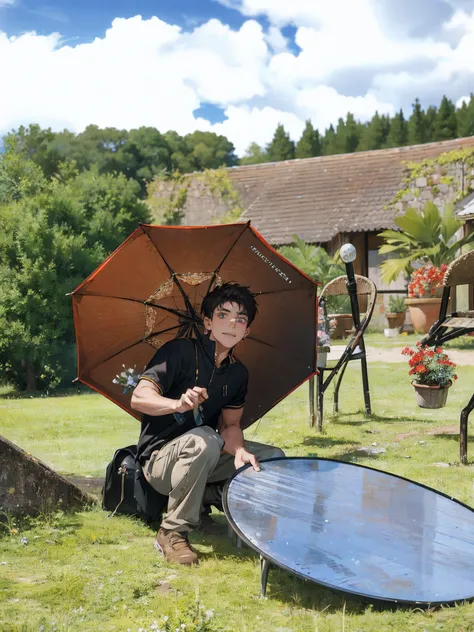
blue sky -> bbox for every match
[0,0,248,43]
[0,0,473,154]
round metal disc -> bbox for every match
[223,458,474,605]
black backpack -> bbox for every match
[102,445,167,524]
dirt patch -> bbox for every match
[395,430,420,442]
[330,345,474,366]
[394,425,459,442]
[426,425,458,435]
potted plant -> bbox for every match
[385,295,406,331]
[406,264,447,333]
[401,343,458,409]
[379,202,474,333]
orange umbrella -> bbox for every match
[71,222,318,429]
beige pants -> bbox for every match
[143,426,285,532]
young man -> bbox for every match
[131,282,284,565]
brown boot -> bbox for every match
[154,528,199,566]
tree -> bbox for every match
[3,124,64,179]
[357,112,388,151]
[295,120,321,159]
[240,143,269,165]
[386,109,408,148]
[184,131,237,171]
[424,105,438,142]
[278,235,344,284]
[0,161,150,391]
[344,113,361,153]
[434,96,457,141]
[408,98,426,145]
[457,94,474,137]
[266,124,295,161]
[322,124,337,155]
[378,202,474,283]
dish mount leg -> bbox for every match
[260,556,271,598]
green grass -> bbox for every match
[1,361,474,631]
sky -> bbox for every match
[0,0,474,155]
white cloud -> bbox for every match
[265,26,288,53]
[457,95,470,108]
[0,0,16,6]
[1,3,474,157]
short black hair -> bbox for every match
[201,282,258,325]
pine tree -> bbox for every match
[357,112,387,151]
[266,124,295,162]
[322,124,337,155]
[334,117,346,154]
[457,94,474,137]
[386,109,408,148]
[425,105,438,142]
[344,113,361,153]
[408,98,426,145]
[434,96,457,141]
[295,120,322,158]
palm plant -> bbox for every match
[278,236,350,313]
[278,235,344,285]
[378,202,474,284]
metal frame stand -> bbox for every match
[260,556,271,598]
[313,260,371,430]
[423,286,474,464]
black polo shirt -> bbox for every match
[136,334,248,463]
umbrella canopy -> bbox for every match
[71,222,317,429]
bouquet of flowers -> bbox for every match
[113,365,142,394]
[401,343,457,387]
[408,264,447,299]
[317,305,334,349]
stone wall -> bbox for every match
[149,173,260,226]
[0,435,93,516]
[393,161,473,215]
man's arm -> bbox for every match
[131,380,208,416]
[219,407,260,471]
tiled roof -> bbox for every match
[455,191,474,219]
[225,137,474,245]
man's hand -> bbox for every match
[174,386,208,413]
[234,447,260,472]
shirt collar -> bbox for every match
[197,332,235,367]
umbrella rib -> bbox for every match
[205,221,250,295]
[254,288,311,296]
[73,292,190,319]
[80,324,185,377]
[142,230,198,320]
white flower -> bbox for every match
[112,378,119,384]
[205,609,214,619]
[163,617,168,622]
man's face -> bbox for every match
[204,301,250,349]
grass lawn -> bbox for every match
[1,360,474,632]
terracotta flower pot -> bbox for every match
[386,312,405,330]
[406,297,442,334]
[412,381,451,409]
